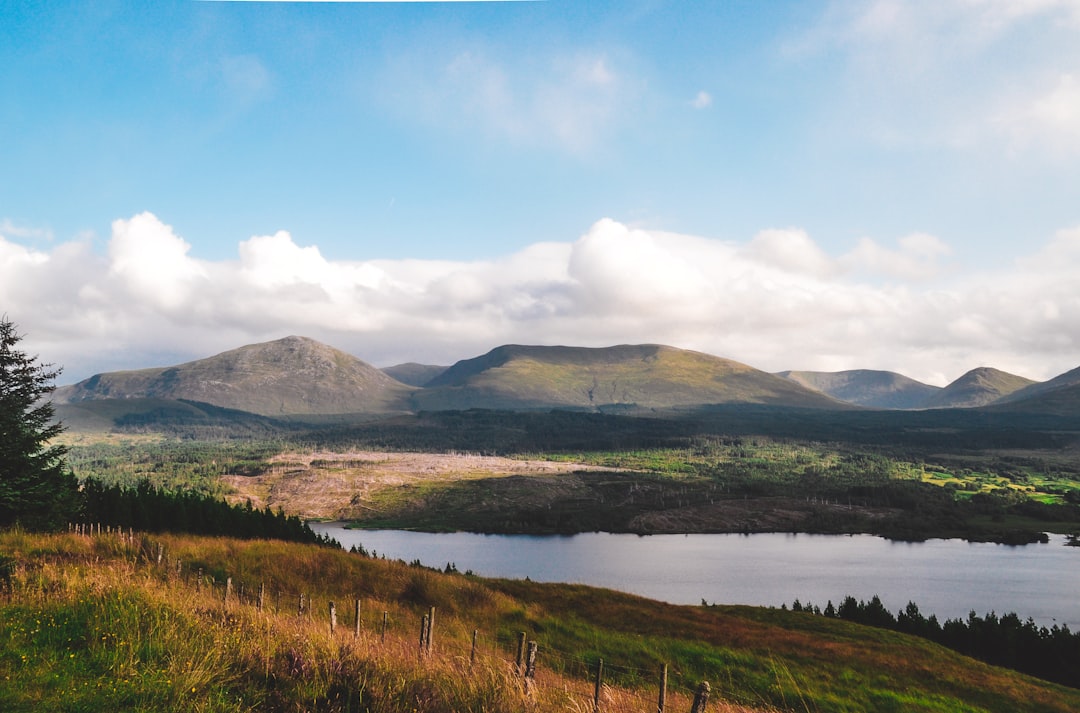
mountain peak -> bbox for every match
[922,367,1036,409]
[777,369,938,409]
[417,343,842,411]
[56,336,413,415]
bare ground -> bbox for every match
[222,450,624,520]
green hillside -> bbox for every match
[995,366,1080,411]
[777,369,939,409]
[415,344,847,411]
[3,529,1079,713]
[55,336,415,417]
[991,382,1080,416]
[922,367,1037,408]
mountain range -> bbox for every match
[53,335,1079,419]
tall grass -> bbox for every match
[2,530,1078,712]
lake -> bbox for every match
[309,524,1080,628]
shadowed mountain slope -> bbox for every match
[55,336,414,416]
[777,369,939,409]
[413,344,847,411]
[922,367,1037,409]
[381,362,449,387]
[994,365,1080,404]
[987,365,1080,415]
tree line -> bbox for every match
[787,595,1080,689]
[77,476,335,545]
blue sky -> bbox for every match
[3,0,1080,385]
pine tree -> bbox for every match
[0,317,79,529]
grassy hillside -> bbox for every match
[415,344,846,411]
[4,530,1080,712]
[55,336,415,417]
[922,367,1036,409]
[991,367,1080,415]
[777,369,939,409]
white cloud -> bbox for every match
[107,213,209,311]
[745,228,835,278]
[0,219,53,242]
[3,212,1079,385]
[840,232,953,280]
[691,90,712,109]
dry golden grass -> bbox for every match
[4,529,1080,712]
[0,529,780,713]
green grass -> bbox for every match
[6,529,1079,712]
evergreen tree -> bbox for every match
[0,317,79,529]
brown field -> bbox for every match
[223,450,624,520]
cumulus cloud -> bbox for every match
[840,232,953,280]
[691,90,712,109]
[2,212,1078,385]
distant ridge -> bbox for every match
[921,367,1036,409]
[414,344,847,411]
[381,362,449,387]
[50,336,1080,419]
[777,370,939,409]
[55,336,414,416]
[988,365,1080,415]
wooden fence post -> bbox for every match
[298,593,306,617]
[419,614,429,659]
[524,641,538,680]
[354,599,361,638]
[381,611,388,642]
[426,606,435,653]
[515,632,527,673]
[258,582,265,612]
[689,681,710,713]
[470,629,478,667]
[329,602,337,634]
[593,658,604,713]
[224,577,233,604]
[657,664,668,713]
[196,568,203,593]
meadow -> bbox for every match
[3,528,1080,713]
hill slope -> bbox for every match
[922,367,1037,408]
[381,362,449,387]
[777,369,939,409]
[414,344,847,411]
[990,380,1080,416]
[55,336,414,416]
[3,530,1079,713]
[993,365,1080,409]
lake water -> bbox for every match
[309,525,1080,628]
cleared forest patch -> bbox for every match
[222,450,625,520]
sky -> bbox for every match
[2,0,1079,386]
